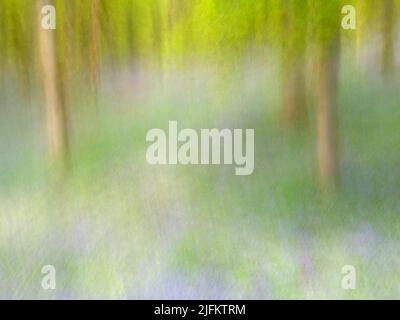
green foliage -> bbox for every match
[1,0,379,82]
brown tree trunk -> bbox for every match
[381,0,395,79]
[282,58,307,127]
[316,35,340,188]
[37,0,69,169]
[89,0,100,104]
[281,0,308,128]
[0,1,6,96]
[151,0,163,68]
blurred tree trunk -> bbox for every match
[0,1,6,95]
[151,0,163,68]
[281,0,308,128]
[13,6,32,99]
[355,0,366,66]
[381,0,395,79]
[282,56,307,127]
[37,0,70,169]
[89,0,100,105]
[316,33,340,188]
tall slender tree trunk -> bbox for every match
[281,0,308,127]
[381,0,395,79]
[151,0,163,68]
[282,57,307,126]
[89,0,100,105]
[316,34,340,188]
[0,1,6,97]
[37,0,69,169]
[355,0,366,67]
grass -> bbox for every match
[0,56,399,299]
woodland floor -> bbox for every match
[0,56,399,299]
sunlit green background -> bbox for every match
[0,0,399,299]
